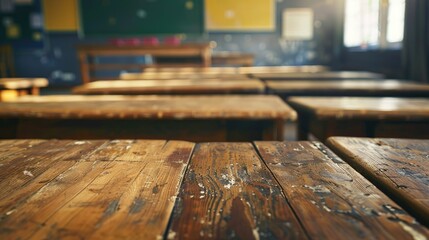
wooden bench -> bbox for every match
[254,71,384,80]
[0,78,48,101]
[288,97,429,141]
[72,79,265,95]
[0,139,427,239]
[327,137,429,226]
[0,95,294,141]
[267,80,429,98]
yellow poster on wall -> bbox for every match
[205,0,275,31]
[43,0,78,31]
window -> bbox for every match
[344,0,405,49]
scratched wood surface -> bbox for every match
[288,97,429,120]
[254,141,429,239]
[267,80,429,97]
[168,142,307,239]
[0,140,429,239]
[253,71,383,80]
[0,78,48,90]
[0,140,194,240]
[72,79,264,95]
[327,137,429,226]
[0,95,295,120]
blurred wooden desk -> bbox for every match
[73,79,265,95]
[0,78,48,101]
[211,52,254,66]
[77,43,212,83]
[327,137,429,226]
[238,65,329,75]
[0,139,427,239]
[288,97,429,141]
[267,80,429,97]
[121,72,249,80]
[254,71,384,80]
[0,95,294,141]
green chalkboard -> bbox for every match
[79,0,204,36]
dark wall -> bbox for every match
[12,0,339,86]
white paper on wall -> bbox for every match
[282,8,314,40]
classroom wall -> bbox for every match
[10,0,339,86]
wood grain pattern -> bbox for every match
[267,80,429,97]
[72,79,264,95]
[327,137,429,226]
[168,142,307,239]
[253,71,383,80]
[288,97,429,120]
[0,140,194,240]
[255,141,429,239]
[1,95,295,120]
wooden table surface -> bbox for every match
[253,71,384,80]
[120,72,250,80]
[267,80,429,97]
[0,78,48,90]
[0,139,427,239]
[143,66,239,74]
[327,137,429,227]
[238,65,329,74]
[2,95,292,120]
[0,95,294,141]
[288,97,429,120]
[73,79,265,95]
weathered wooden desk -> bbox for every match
[267,80,429,97]
[120,72,249,80]
[327,137,429,226]
[238,65,329,75]
[77,43,212,83]
[0,95,294,141]
[0,78,48,101]
[254,71,384,80]
[0,140,427,239]
[72,79,265,95]
[288,97,429,141]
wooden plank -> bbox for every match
[267,80,429,97]
[327,137,429,226]
[288,97,429,120]
[1,95,295,120]
[0,140,195,240]
[0,78,48,90]
[238,65,329,74]
[253,71,384,80]
[72,79,264,95]
[120,72,249,80]
[168,142,307,239]
[255,141,429,239]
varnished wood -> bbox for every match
[72,79,264,95]
[327,137,429,226]
[0,95,294,141]
[255,141,429,239]
[254,71,383,80]
[267,80,429,97]
[0,140,194,240]
[77,43,212,83]
[0,78,48,90]
[142,66,239,74]
[289,97,429,140]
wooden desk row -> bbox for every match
[0,78,48,101]
[0,138,427,239]
[0,95,294,141]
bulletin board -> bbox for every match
[0,0,45,46]
[79,0,204,37]
[205,0,275,31]
[43,0,78,31]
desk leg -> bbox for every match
[297,115,310,140]
[30,87,40,96]
[79,52,91,84]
